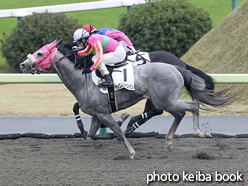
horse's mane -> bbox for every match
[56,42,93,69]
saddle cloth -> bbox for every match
[91,52,151,94]
[92,62,134,94]
[126,52,150,66]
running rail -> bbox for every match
[0,74,248,84]
[0,0,146,18]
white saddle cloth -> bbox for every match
[92,52,151,94]
[92,62,134,94]
[126,52,150,66]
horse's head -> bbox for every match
[20,40,59,74]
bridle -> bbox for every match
[27,40,80,72]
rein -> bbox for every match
[53,53,79,69]
[84,58,90,104]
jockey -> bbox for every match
[82,24,136,54]
[73,28,126,87]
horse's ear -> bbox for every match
[55,38,63,48]
[58,38,63,44]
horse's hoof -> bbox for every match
[205,132,212,138]
[113,137,121,141]
[121,113,130,121]
[167,144,173,152]
[130,150,136,159]
[125,126,135,135]
[82,131,88,140]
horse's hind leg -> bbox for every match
[192,107,212,138]
[125,99,163,134]
[181,101,211,138]
[165,100,210,151]
[73,102,88,139]
[166,111,185,151]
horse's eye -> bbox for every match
[36,50,44,60]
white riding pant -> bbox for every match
[119,40,130,53]
[92,44,126,76]
[119,40,136,53]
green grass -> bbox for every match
[0,0,126,41]
[0,0,127,72]
[0,0,246,72]
[186,0,245,27]
[181,0,248,105]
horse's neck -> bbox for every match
[52,51,86,92]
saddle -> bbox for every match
[92,52,151,113]
[92,51,151,90]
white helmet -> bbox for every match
[73,29,90,42]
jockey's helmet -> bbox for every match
[73,29,90,42]
[82,24,97,34]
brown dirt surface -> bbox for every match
[0,137,247,185]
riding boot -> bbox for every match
[98,74,113,87]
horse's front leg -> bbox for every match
[98,113,135,159]
[73,102,88,139]
[88,116,102,140]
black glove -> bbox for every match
[82,68,92,74]
[70,47,80,55]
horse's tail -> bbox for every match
[176,66,237,108]
[185,64,215,90]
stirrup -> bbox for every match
[98,74,113,87]
[98,81,113,87]
[97,79,114,87]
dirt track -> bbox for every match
[0,136,247,185]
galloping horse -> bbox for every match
[20,40,235,158]
[64,42,215,134]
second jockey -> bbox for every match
[73,28,126,87]
[82,24,136,54]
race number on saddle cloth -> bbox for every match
[92,52,151,93]
[91,51,151,94]
[92,62,134,94]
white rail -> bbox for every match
[0,0,146,18]
[1,74,248,84]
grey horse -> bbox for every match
[65,42,215,134]
[20,40,235,159]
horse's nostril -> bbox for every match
[21,64,25,67]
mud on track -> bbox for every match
[0,137,247,185]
